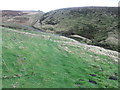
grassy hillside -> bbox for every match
[33,7,118,51]
[0,27,2,89]
[2,27,119,88]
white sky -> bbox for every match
[0,0,119,12]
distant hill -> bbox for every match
[1,10,44,29]
[2,10,28,17]
[33,7,119,51]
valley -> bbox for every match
[1,7,119,88]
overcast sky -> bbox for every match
[0,0,119,12]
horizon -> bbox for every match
[1,6,118,13]
[0,0,119,12]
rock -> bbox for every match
[69,35,92,44]
[89,80,97,84]
[89,74,97,76]
[109,76,117,80]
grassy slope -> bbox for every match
[34,7,118,51]
[2,27,118,88]
[0,27,2,89]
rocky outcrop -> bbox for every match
[69,35,92,44]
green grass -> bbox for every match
[0,27,2,89]
[2,27,118,88]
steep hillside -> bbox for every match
[0,10,44,30]
[33,7,119,51]
[2,27,119,88]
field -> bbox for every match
[2,27,118,88]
